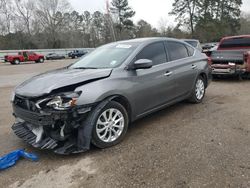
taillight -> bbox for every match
[207,57,212,66]
[244,52,249,63]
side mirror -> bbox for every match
[133,59,153,70]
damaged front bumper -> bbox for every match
[12,122,58,150]
[12,102,94,155]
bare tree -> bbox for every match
[0,0,13,34]
[169,0,198,37]
[35,0,71,47]
[13,0,34,35]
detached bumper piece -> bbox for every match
[12,122,58,150]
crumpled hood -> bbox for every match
[15,68,112,97]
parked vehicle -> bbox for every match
[210,35,250,78]
[46,53,65,60]
[4,51,45,65]
[182,39,203,52]
[11,38,211,154]
[203,44,219,57]
[68,50,87,59]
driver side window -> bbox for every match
[136,42,167,66]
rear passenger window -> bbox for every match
[167,41,189,61]
[136,42,167,66]
[186,45,195,56]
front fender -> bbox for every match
[75,79,134,107]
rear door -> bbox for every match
[165,41,198,97]
[132,42,177,116]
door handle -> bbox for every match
[191,65,197,69]
[164,71,173,77]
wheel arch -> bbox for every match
[13,58,20,64]
[199,72,208,88]
[102,95,133,123]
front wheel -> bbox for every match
[188,76,206,103]
[39,58,44,63]
[91,101,129,148]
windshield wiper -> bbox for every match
[73,67,98,69]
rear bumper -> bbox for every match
[211,65,245,75]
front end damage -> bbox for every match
[12,93,94,155]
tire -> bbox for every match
[13,59,20,65]
[38,58,44,63]
[91,101,129,149]
[212,75,219,80]
[188,76,206,103]
[237,74,243,81]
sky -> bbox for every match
[69,0,250,28]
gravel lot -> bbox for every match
[0,60,250,188]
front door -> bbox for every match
[131,42,177,117]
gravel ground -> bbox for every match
[0,60,250,188]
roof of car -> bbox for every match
[221,35,250,41]
[114,37,184,45]
[221,35,250,40]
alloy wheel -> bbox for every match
[195,79,205,100]
[96,108,125,143]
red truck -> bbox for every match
[211,35,250,79]
[4,51,45,65]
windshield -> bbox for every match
[185,40,198,48]
[70,43,138,69]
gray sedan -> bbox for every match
[11,38,211,154]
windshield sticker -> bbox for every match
[116,44,132,49]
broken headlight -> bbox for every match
[46,92,82,110]
[36,91,82,110]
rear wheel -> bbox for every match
[13,59,20,65]
[91,101,129,148]
[188,76,206,103]
[237,74,243,81]
[212,75,219,80]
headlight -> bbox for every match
[228,62,236,66]
[36,91,81,110]
[46,91,81,110]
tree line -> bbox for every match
[170,0,247,42]
[0,0,249,50]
